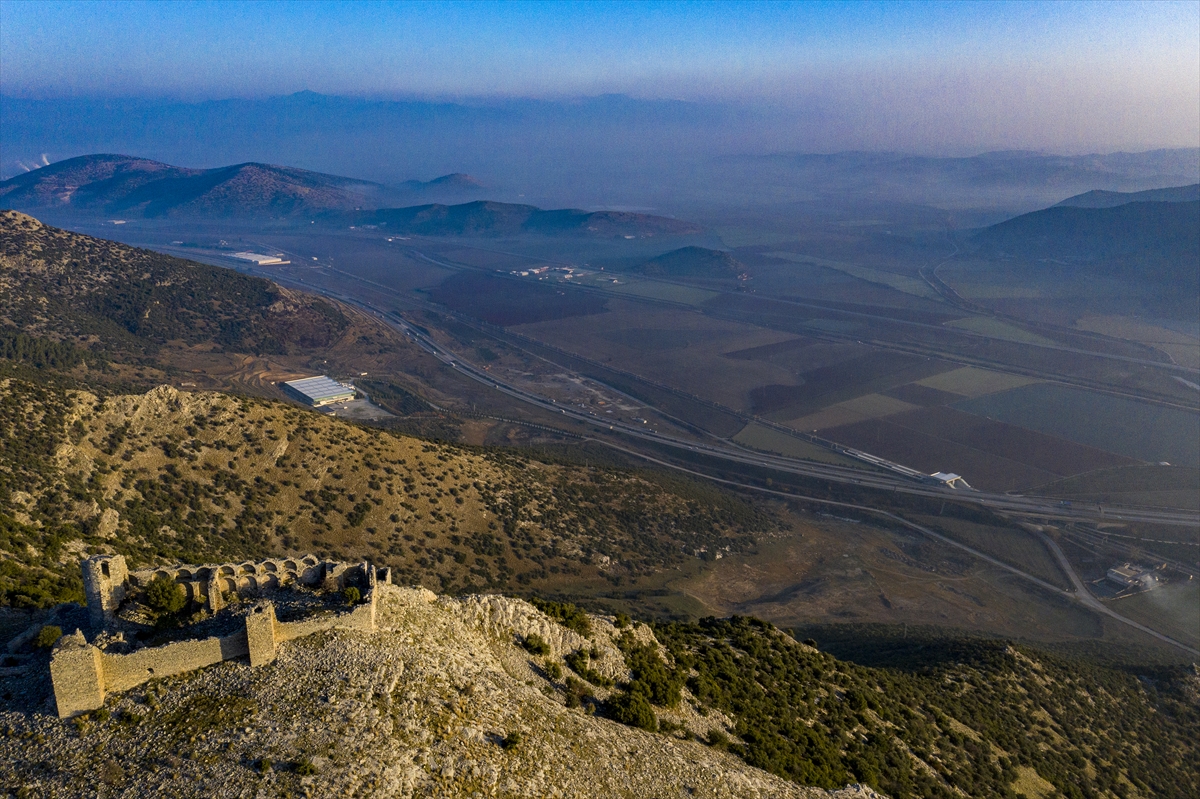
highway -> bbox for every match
[213,248,1199,531]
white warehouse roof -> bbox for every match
[282,376,355,406]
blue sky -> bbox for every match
[1,1,1197,151]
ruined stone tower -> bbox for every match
[81,554,128,630]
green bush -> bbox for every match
[501,731,522,750]
[294,758,318,776]
[144,575,185,614]
[613,612,631,629]
[343,586,361,605]
[531,597,591,637]
[521,633,550,655]
[607,691,657,731]
[544,659,563,680]
[34,624,63,649]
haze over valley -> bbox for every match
[1,2,1197,797]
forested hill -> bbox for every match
[0,210,347,361]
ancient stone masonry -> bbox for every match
[51,554,390,718]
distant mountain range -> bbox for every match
[0,154,693,236]
[351,201,702,238]
[397,172,485,195]
[0,154,396,218]
[0,154,488,219]
[1054,183,1200,208]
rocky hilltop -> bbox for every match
[1,583,881,799]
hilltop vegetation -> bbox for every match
[0,379,772,609]
[633,246,746,281]
[659,618,1199,799]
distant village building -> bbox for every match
[282,375,356,407]
[1106,563,1159,590]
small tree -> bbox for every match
[144,575,186,615]
[607,691,657,732]
[34,625,63,649]
[343,586,361,605]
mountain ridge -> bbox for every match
[0,154,393,219]
[1054,183,1200,208]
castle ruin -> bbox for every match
[51,554,390,718]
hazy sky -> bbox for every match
[1,0,1198,153]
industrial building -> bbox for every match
[1106,563,1159,590]
[230,251,290,265]
[282,376,356,407]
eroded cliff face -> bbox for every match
[0,585,882,799]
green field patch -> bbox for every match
[916,366,1038,398]
[955,383,1200,468]
[764,252,940,299]
[731,423,863,467]
[944,317,1058,346]
[598,328,705,351]
[787,393,920,432]
[603,278,718,306]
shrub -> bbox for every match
[531,597,591,637]
[501,731,522,750]
[34,624,63,649]
[343,586,361,605]
[563,676,593,709]
[544,660,563,680]
[521,633,550,656]
[613,612,631,629]
[144,575,186,615]
[294,758,318,776]
[257,758,272,773]
[707,729,730,749]
[607,691,657,731]
[565,649,614,687]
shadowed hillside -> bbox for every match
[0,210,348,360]
[972,200,1200,295]
[634,246,745,280]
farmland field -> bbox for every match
[943,316,1058,346]
[764,251,940,299]
[604,278,718,306]
[786,392,919,431]
[1034,465,1200,510]
[731,423,863,467]
[955,383,1200,468]
[882,406,1136,477]
[818,416,1060,491]
[749,351,952,419]
[425,271,609,326]
[915,366,1038,397]
[514,304,799,410]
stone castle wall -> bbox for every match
[51,555,385,718]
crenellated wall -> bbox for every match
[51,556,385,718]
